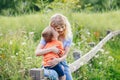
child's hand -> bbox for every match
[50,45,59,54]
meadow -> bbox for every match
[0,10,120,80]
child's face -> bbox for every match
[54,25,65,35]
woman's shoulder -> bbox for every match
[65,37,72,42]
[40,38,46,45]
[63,37,72,47]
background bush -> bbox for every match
[0,0,120,16]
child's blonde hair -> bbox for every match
[50,13,72,40]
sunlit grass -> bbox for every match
[0,10,120,79]
[71,10,120,31]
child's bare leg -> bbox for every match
[59,75,66,80]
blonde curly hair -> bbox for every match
[50,13,72,40]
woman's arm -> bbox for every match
[35,44,59,56]
[59,46,70,61]
[48,46,70,67]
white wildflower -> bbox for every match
[11,56,15,58]
[0,33,3,36]
[89,64,92,67]
[99,62,102,65]
[95,54,99,58]
[16,53,18,55]
[29,32,34,36]
[86,31,90,35]
[99,48,104,53]
[71,42,75,46]
[108,56,114,61]
[105,51,109,54]
[26,57,32,60]
[27,62,32,64]
[21,42,26,45]
[29,32,34,39]
[81,35,87,40]
[77,42,81,46]
[9,40,13,45]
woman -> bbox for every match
[35,13,73,80]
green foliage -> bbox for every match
[0,0,32,15]
[0,0,120,16]
[74,0,120,12]
[0,30,42,80]
[72,37,120,80]
[0,10,120,79]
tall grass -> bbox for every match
[71,10,120,31]
[72,34,120,80]
[0,10,120,80]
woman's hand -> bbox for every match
[48,58,60,67]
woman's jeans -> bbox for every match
[44,60,73,80]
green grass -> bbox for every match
[71,10,120,31]
[0,10,120,80]
[72,37,120,80]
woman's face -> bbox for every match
[54,25,65,35]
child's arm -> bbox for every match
[35,44,51,56]
[35,44,59,56]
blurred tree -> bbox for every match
[0,0,120,15]
[75,0,120,12]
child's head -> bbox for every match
[50,13,72,39]
[42,27,59,42]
